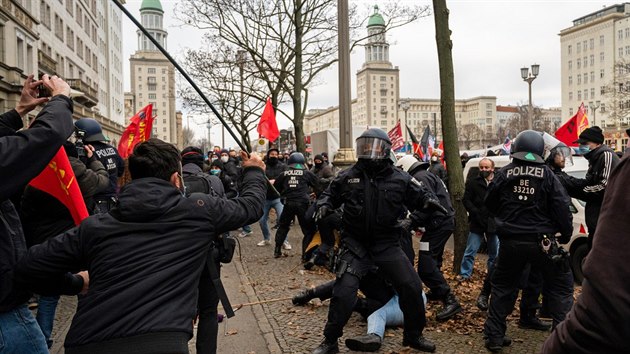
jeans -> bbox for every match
[0,305,48,353]
[367,293,427,338]
[259,198,284,241]
[459,231,499,278]
[36,295,60,348]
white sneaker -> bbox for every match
[282,241,292,250]
[257,240,271,246]
[239,230,253,238]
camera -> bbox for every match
[75,129,86,160]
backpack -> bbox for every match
[183,172,224,198]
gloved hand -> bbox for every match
[423,198,448,215]
[399,218,413,232]
[558,234,571,245]
[313,206,330,223]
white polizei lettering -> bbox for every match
[506,166,544,178]
[284,170,304,176]
[347,178,360,184]
[96,147,117,159]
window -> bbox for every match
[569,108,574,116]
[55,15,64,40]
[601,86,606,95]
[601,69,605,79]
[584,73,588,84]
[569,92,573,100]
[148,67,156,74]
[66,28,73,50]
[591,88,595,98]
[16,35,24,71]
[600,35,605,46]
[577,74,581,85]
[577,42,581,53]
[577,59,581,69]
[583,56,587,67]
[578,90,582,100]
[590,38,594,50]
[600,52,604,62]
[66,0,73,16]
[568,60,572,70]
[590,55,594,66]
[568,45,572,55]
[148,76,156,84]
[601,103,606,112]
[149,93,156,99]
[0,23,4,62]
[619,47,624,57]
[591,71,595,82]
[584,90,588,100]
[40,2,51,28]
[486,110,492,116]
[569,76,573,85]
[626,28,630,38]
[619,29,623,40]
[148,84,156,91]
[380,76,386,81]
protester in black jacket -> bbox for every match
[310,154,335,197]
[428,152,448,184]
[257,148,287,246]
[14,139,267,354]
[219,149,240,181]
[573,126,620,250]
[0,74,73,353]
[209,159,238,199]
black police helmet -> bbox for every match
[511,130,545,164]
[287,152,306,169]
[74,118,107,143]
[356,128,392,160]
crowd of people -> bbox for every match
[1,74,629,354]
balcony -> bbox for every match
[66,78,98,108]
[37,50,57,75]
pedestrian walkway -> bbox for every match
[51,223,554,353]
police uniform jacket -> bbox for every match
[463,174,496,234]
[14,166,267,349]
[0,96,74,312]
[264,158,287,200]
[317,160,437,251]
[274,166,317,204]
[408,164,455,232]
[90,141,124,199]
[485,161,572,239]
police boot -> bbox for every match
[518,315,551,331]
[292,288,315,306]
[304,253,317,270]
[476,293,489,311]
[484,336,512,352]
[274,244,282,258]
[436,292,463,321]
[312,338,339,354]
[402,336,436,352]
[345,333,382,352]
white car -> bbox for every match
[463,155,589,284]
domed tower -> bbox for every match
[355,5,400,130]
[137,0,167,51]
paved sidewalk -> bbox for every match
[50,222,553,353]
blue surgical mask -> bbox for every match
[210,169,221,176]
[578,144,591,155]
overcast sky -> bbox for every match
[122,0,613,145]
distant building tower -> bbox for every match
[127,0,181,147]
[354,5,400,129]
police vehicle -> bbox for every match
[463,155,589,284]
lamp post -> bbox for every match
[520,63,540,130]
[589,100,601,126]
[399,99,410,144]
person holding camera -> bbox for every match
[0,74,74,353]
[14,139,267,354]
[74,118,124,213]
[20,137,109,348]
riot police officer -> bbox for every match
[483,130,574,352]
[74,118,124,213]
[395,155,462,321]
[311,129,445,354]
[273,152,317,258]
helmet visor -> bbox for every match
[356,137,390,159]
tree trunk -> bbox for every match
[433,0,468,274]
[293,0,306,153]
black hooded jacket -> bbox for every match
[264,151,287,200]
[408,162,455,231]
[14,167,266,349]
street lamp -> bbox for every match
[520,63,540,130]
[399,99,410,143]
[589,100,601,126]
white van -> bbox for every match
[463,155,589,284]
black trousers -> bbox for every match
[316,211,341,256]
[275,201,309,248]
[417,226,453,299]
[483,238,574,342]
[196,259,220,354]
[323,245,426,341]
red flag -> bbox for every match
[257,98,280,142]
[118,104,154,158]
[555,103,589,147]
[29,148,89,225]
[387,121,405,151]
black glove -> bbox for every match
[423,198,448,215]
[314,206,330,223]
[399,218,413,232]
[558,234,571,245]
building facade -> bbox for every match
[560,3,630,147]
[125,0,180,147]
[0,0,126,142]
[304,6,497,150]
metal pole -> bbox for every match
[338,0,352,148]
[238,50,246,150]
[112,0,247,152]
[528,80,533,130]
[433,112,438,145]
[403,109,408,144]
[220,101,225,148]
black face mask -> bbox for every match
[479,170,492,179]
[268,157,278,164]
[314,162,323,168]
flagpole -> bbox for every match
[113,0,246,152]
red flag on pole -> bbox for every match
[407,126,424,160]
[118,104,154,158]
[387,121,405,151]
[555,103,589,147]
[257,98,280,142]
[29,148,89,225]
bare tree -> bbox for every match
[457,123,484,150]
[182,126,196,147]
[433,0,467,273]
[176,0,429,152]
[603,58,630,128]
